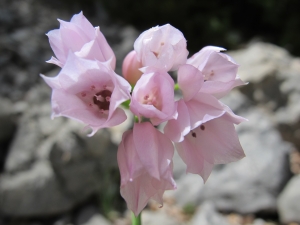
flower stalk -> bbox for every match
[131,212,142,225]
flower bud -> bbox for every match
[122,50,143,85]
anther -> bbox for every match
[200,125,205,131]
[94,95,105,102]
[192,131,196,138]
[152,51,159,58]
[105,96,111,102]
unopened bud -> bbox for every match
[122,50,143,85]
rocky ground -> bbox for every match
[1,0,300,225]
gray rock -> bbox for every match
[190,202,230,225]
[142,210,183,225]
[278,175,300,223]
[0,97,16,172]
[230,42,300,151]
[75,205,100,225]
[53,215,72,225]
[80,214,111,225]
[169,173,204,207]
[0,160,75,216]
[0,97,15,143]
[229,42,290,84]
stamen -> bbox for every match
[93,89,112,111]
[94,94,105,102]
[152,51,159,58]
[192,131,197,138]
[200,125,205,131]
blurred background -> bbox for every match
[0,0,300,224]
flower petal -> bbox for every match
[201,78,246,98]
[186,93,225,129]
[133,122,174,180]
[178,64,204,101]
[164,99,190,142]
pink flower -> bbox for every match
[117,122,176,216]
[134,24,189,71]
[164,64,246,181]
[47,11,116,69]
[122,50,143,85]
[41,52,131,136]
[130,67,177,125]
[175,113,245,182]
[187,46,246,98]
[164,64,227,142]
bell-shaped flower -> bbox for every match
[175,113,245,182]
[164,64,227,142]
[122,50,143,85]
[187,46,246,98]
[117,122,176,216]
[41,52,131,136]
[134,24,189,71]
[47,11,116,69]
[130,67,177,125]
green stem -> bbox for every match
[131,212,142,225]
[174,83,180,91]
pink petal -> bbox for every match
[70,11,95,40]
[187,46,226,71]
[200,115,245,164]
[178,64,204,101]
[134,24,188,71]
[175,115,245,181]
[46,56,63,67]
[118,127,176,216]
[221,104,248,124]
[56,52,109,94]
[186,93,225,129]
[201,78,246,99]
[89,107,127,136]
[164,99,191,142]
[117,130,144,183]
[74,28,116,68]
[46,29,68,64]
[95,27,116,70]
[133,122,174,180]
[202,51,239,82]
[122,50,143,85]
[59,19,90,53]
[175,139,214,182]
[40,74,61,89]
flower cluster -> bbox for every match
[42,12,247,216]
